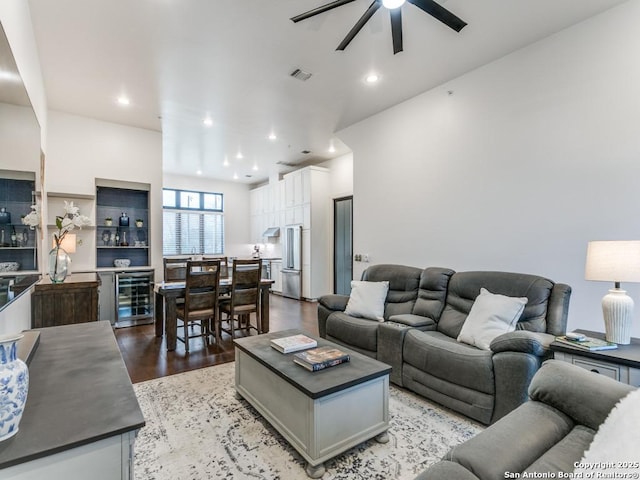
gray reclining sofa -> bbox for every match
[317,264,572,424]
[417,360,635,479]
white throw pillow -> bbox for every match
[573,388,640,475]
[457,288,528,350]
[344,281,390,322]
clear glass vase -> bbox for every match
[48,246,69,283]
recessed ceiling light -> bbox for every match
[203,117,213,127]
[328,144,336,154]
[236,152,243,160]
[365,74,379,84]
[117,96,130,106]
[252,164,258,171]
[268,132,277,141]
[233,172,239,180]
[223,157,230,167]
[196,169,202,175]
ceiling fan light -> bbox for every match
[382,0,405,9]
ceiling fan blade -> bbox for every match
[337,0,382,51]
[407,0,467,32]
[390,8,403,54]
[291,0,358,23]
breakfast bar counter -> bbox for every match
[0,321,145,479]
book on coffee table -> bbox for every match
[270,334,317,354]
[293,346,351,372]
[554,335,618,351]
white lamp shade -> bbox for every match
[52,233,77,253]
[585,240,640,283]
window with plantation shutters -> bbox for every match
[162,189,224,255]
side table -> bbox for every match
[550,329,640,387]
[31,272,100,328]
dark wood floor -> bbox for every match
[115,294,319,384]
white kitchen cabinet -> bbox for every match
[249,189,260,216]
[285,205,304,226]
[284,170,304,207]
[271,260,282,293]
[283,166,330,300]
[98,271,115,324]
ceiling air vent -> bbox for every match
[290,68,312,81]
[301,149,311,154]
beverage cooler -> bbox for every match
[115,270,154,328]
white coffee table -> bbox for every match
[234,329,391,478]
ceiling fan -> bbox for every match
[291,0,467,55]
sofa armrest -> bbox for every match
[414,460,480,480]
[318,294,350,312]
[388,313,436,331]
[490,331,555,357]
[378,322,413,387]
[528,360,635,430]
[317,294,350,339]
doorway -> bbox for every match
[334,196,353,295]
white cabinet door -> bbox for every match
[284,174,295,208]
[271,261,282,293]
[98,272,115,324]
[249,189,259,215]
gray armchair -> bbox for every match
[416,360,634,480]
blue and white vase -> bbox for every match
[0,333,29,441]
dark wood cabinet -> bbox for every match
[31,273,100,328]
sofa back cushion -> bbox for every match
[412,267,455,320]
[437,271,555,339]
[361,264,422,320]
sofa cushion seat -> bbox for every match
[403,330,495,395]
[325,312,379,352]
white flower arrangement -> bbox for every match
[52,201,91,248]
[22,201,91,247]
[21,205,40,229]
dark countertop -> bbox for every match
[551,329,640,369]
[0,321,145,469]
[0,274,40,313]
[35,272,100,289]
[234,329,391,399]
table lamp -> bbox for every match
[52,233,77,253]
[585,240,640,344]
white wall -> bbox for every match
[318,153,354,291]
[338,0,640,337]
[320,152,354,200]
[0,286,32,335]
[0,2,46,334]
[46,111,163,273]
[0,103,40,173]
[162,173,252,258]
[0,0,47,150]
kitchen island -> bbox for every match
[0,321,145,479]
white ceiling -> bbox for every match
[27,0,628,184]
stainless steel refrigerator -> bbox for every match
[282,224,302,299]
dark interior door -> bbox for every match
[334,196,353,295]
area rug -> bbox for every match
[133,363,483,480]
